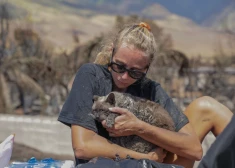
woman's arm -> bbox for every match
[71,124,166,162]
[135,120,202,160]
[105,107,202,161]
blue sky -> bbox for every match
[156,0,232,23]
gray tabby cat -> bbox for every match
[91,91,175,154]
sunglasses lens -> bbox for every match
[111,63,126,73]
[110,62,146,79]
[129,71,145,79]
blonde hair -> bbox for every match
[94,22,157,65]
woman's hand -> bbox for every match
[147,148,167,163]
[102,107,141,137]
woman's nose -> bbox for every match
[121,71,130,79]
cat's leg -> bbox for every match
[123,136,155,154]
[164,96,233,168]
[106,113,119,128]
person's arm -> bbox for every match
[71,124,167,162]
[105,107,202,161]
[135,119,202,160]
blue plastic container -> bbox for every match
[7,157,74,168]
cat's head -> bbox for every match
[90,92,116,119]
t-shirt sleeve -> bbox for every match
[152,83,189,132]
[58,64,98,133]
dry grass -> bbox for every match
[7,0,235,58]
[9,0,115,53]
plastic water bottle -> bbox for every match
[7,157,74,168]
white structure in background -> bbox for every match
[0,134,14,168]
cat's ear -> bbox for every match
[93,95,99,102]
[106,92,115,105]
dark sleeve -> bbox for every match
[198,115,235,168]
[152,83,189,132]
[58,64,98,133]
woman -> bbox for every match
[58,22,233,168]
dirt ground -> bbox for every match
[10,142,75,163]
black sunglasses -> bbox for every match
[109,61,147,79]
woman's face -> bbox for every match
[111,44,150,92]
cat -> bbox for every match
[91,91,175,154]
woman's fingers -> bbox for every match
[108,107,129,115]
[101,120,107,128]
[155,147,167,161]
[109,132,117,137]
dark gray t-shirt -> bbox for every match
[58,63,189,165]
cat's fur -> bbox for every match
[91,91,175,153]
